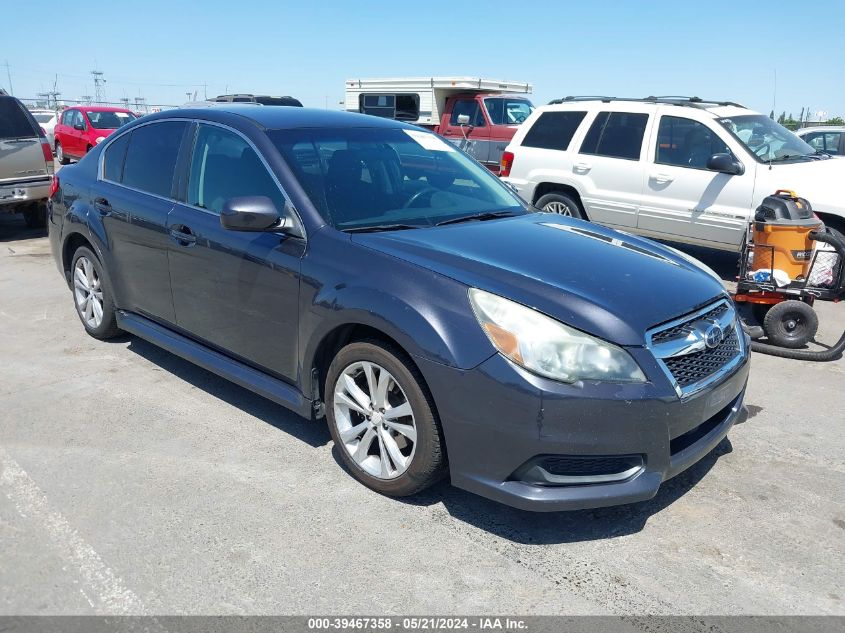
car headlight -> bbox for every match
[469,288,646,383]
[95,136,106,144]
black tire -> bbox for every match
[23,204,46,229]
[70,246,121,340]
[763,300,818,349]
[325,340,447,497]
[535,192,585,219]
[56,141,70,165]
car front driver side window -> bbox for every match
[656,116,731,169]
[187,124,285,215]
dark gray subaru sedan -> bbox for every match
[48,106,749,511]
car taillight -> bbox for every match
[41,140,53,163]
[49,174,59,199]
[41,140,54,175]
[500,151,515,178]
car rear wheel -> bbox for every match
[536,192,584,219]
[56,141,69,165]
[71,246,120,340]
[326,341,447,496]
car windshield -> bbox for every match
[269,127,526,231]
[484,98,534,125]
[86,110,136,129]
[33,113,54,123]
[718,114,816,163]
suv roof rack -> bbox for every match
[548,95,746,109]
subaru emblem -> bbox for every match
[704,323,724,349]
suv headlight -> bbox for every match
[469,288,646,383]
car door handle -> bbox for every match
[573,162,592,173]
[169,225,197,246]
[93,197,112,215]
[650,173,674,184]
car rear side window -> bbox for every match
[121,121,187,198]
[0,98,37,140]
[655,116,731,168]
[521,111,587,150]
[580,111,648,160]
[187,124,284,214]
[102,133,130,182]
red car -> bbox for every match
[54,106,137,164]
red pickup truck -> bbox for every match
[345,77,534,175]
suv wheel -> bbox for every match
[326,341,447,496]
[536,192,584,219]
[71,246,121,339]
[56,141,70,165]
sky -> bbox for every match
[3,0,844,118]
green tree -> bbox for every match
[827,116,844,125]
[769,110,775,119]
[778,111,786,124]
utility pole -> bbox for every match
[203,83,207,100]
[4,60,13,95]
[91,70,106,104]
[186,91,192,103]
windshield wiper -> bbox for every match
[769,154,814,163]
[435,210,518,226]
[343,223,423,233]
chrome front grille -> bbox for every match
[663,329,741,388]
[647,299,744,397]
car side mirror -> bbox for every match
[707,153,744,175]
[73,122,85,131]
[220,196,303,237]
[456,114,470,126]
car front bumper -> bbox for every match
[0,178,51,209]
[415,346,749,512]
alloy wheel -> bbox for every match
[544,201,573,216]
[56,143,63,162]
[73,256,104,329]
[332,361,417,480]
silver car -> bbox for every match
[0,93,54,227]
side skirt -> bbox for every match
[116,311,313,419]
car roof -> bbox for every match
[156,105,416,130]
[796,126,845,134]
[71,106,135,112]
[540,97,760,119]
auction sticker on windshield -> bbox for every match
[404,129,455,152]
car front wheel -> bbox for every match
[326,341,447,496]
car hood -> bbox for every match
[755,157,845,214]
[352,214,727,346]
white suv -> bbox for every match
[501,97,845,251]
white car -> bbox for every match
[28,109,58,148]
[795,126,844,157]
[501,97,845,251]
